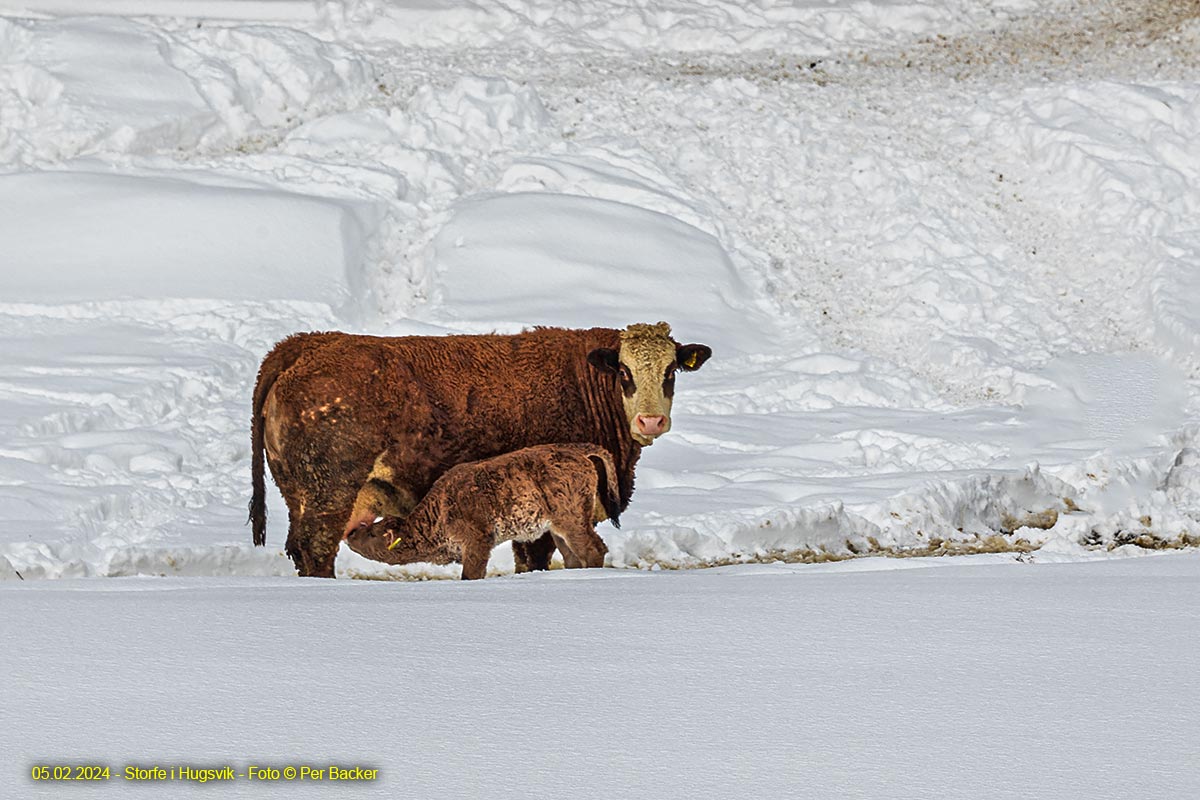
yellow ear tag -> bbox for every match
[682,352,698,369]
[387,536,403,551]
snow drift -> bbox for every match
[1,0,1198,581]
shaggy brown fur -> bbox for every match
[343,444,621,579]
[250,324,710,577]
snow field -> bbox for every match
[4,0,1045,54]
[4,553,1199,799]
[0,171,360,304]
[0,1,1198,581]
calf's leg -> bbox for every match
[551,532,583,569]
[459,536,492,581]
[549,519,607,569]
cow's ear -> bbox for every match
[676,344,711,371]
[587,348,620,374]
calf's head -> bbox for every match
[587,322,711,446]
[343,518,408,564]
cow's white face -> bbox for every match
[588,322,711,446]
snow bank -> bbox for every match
[325,0,1042,55]
[0,171,364,306]
[429,191,764,349]
[274,76,555,315]
[8,0,1042,54]
[999,80,1200,374]
[9,1,322,21]
[0,16,213,164]
[0,14,373,166]
[1,1,1199,581]
[0,552,21,580]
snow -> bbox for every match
[0,171,360,305]
[4,553,1199,798]
[2,0,1200,792]
[432,191,763,347]
[5,0,1044,53]
[1,1,1196,571]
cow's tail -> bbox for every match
[250,333,320,546]
[588,450,622,530]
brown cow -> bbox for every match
[342,444,620,579]
[250,322,711,577]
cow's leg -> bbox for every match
[511,541,531,572]
[263,381,377,577]
[289,508,354,578]
[279,447,366,578]
[513,532,556,572]
[281,486,352,577]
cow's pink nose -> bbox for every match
[635,415,667,435]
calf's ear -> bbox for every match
[587,348,620,374]
[676,344,712,371]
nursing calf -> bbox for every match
[343,444,620,580]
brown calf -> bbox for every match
[342,444,621,580]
